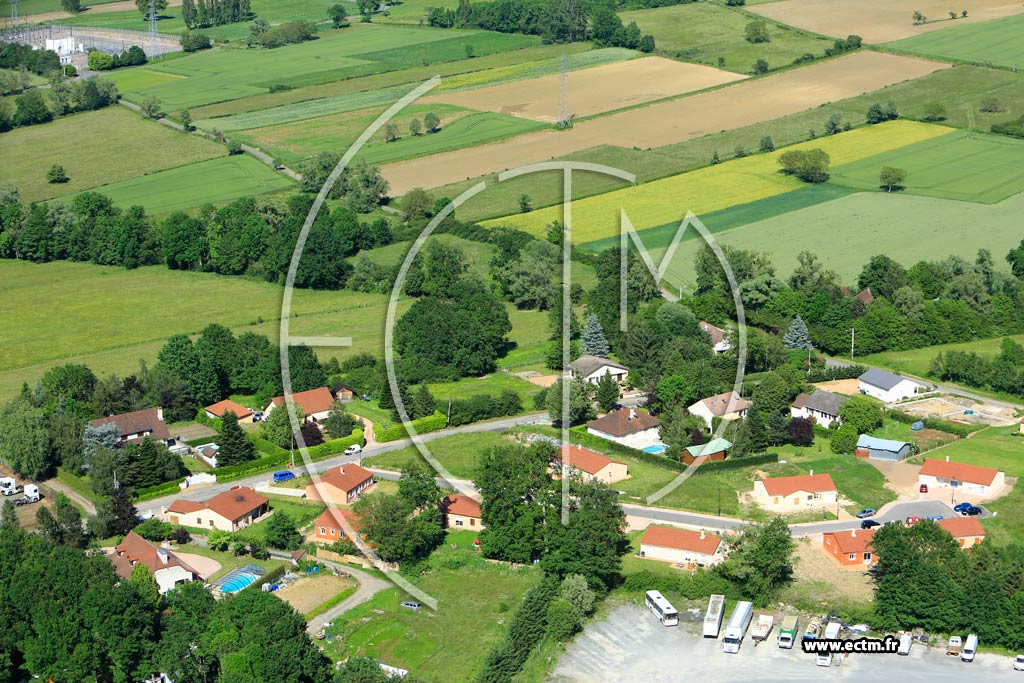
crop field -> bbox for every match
[104,68,187,92]
[116,25,539,110]
[233,104,546,167]
[0,0,121,15]
[380,51,950,195]
[886,14,1024,69]
[829,130,1024,203]
[483,120,950,241]
[0,106,223,203]
[748,0,1024,43]
[423,56,746,122]
[60,155,294,215]
[619,3,831,73]
[189,43,596,122]
[656,189,1024,290]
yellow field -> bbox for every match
[482,120,951,242]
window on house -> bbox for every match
[209,520,214,527]
[196,518,202,525]
[848,554,856,561]
[863,552,872,561]
[320,527,326,534]
[773,497,780,504]
[470,519,476,526]
[455,520,463,527]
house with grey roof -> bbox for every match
[791,389,850,428]
[858,368,927,403]
[856,434,912,462]
[569,355,629,386]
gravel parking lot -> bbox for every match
[551,604,1020,682]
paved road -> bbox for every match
[140,413,549,514]
[304,561,391,634]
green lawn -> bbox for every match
[619,3,832,74]
[174,542,289,582]
[926,426,1024,478]
[57,155,295,215]
[368,431,509,478]
[886,14,1024,69]
[113,25,539,110]
[322,546,539,679]
[0,0,120,16]
[0,106,223,204]
[427,372,541,408]
[860,333,1024,379]
[427,65,1024,223]
[104,68,189,92]
[829,130,1024,204]
[235,496,325,541]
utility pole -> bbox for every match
[849,327,856,360]
[556,54,571,129]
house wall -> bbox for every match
[753,482,837,510]
[639,543,720,567]
[918,472,1004,499]
[445,513,483,530]
[306,478,374,505]
[790,406,841,429]
[587,462,629,484]
[688,403,715,430]
[822,534,876,568]
[952,534,985,550]
[578,367,628,385]
[859,379,920,403]
[867,445,911,462]
[166,509,234,533]
[682,448,725,466]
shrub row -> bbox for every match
[214,430,365,482]
[806,364,865,382]
[690,452,779,476]
[375,412,447,442]
[621,569,737,600]
[135,479,184,502]
[566,426,687,472]
[887,410,971,438]
[447,390,523,427]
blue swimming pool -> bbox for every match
[214,563,265,594]
[642,445,667,454]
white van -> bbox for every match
[897,634,913,656]
[962,634,978,662]
[816,622,842,667]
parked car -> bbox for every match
[919,484,929,493]
[954,502,973,513]
[856,508,877,518]
[400,601,421,611]
[252,411,264,422]
[962,505,983,516]
[861,519,881,529]
[1014,654,1024,671]
[905,516,922,525]
[273,471,295,483]
[344,444,362,456]
[360,395,371,402]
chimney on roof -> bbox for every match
[158,549,169,565]
[157,407,164,422]
[700,531,706,540]
[809,469,813,476]
[851,529,856,537]
[629,407,636,420]
[946,455,950,462]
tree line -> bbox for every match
[0,66,118,132]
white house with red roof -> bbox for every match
[687,391,751,431]
[163,487,269,532]
[305,463,375,505]
[753,473,837,511]
[263,387,335,423]
[918,457,1005,500]
[557,445,629,484]
[441,494,484,530]
[639,525,725,567]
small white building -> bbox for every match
[639,525,724,568]
[753,473,838,511]
[687,390,751,431]
[858,368,926,403]
[790,389,849,429]
[585,407,661,450]
[918,458,1005,500]
[699,321,732,354]
[568,355,629,386]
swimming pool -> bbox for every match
[642,445,667,455]
[214,564,265,595]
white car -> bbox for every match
[344,444,362,455]
[1014,654,1024,671]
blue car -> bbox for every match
[856,508,877,518]
[927,514,944,521]
[953,502,972,513]
[273,470,295,483]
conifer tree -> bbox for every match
[217,411,256,466]
[783,315,813,350]
[580,314,610,357]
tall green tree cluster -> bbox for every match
[179,0,252,28]
[353,462,445,564]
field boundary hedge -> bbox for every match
[375,412,447,442]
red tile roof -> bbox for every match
[318,463,374,494]
[205,399,252,419]
[167,499,204,515]
[919,458,1000,487]
[758,473,836,497]
[111,530,200,580]
[169,488,268,521]
[442,494,481,519]
[824,528,876,555]
[641,525,722,556]
[938,516,986,539]
[586,408,660,437]
[315,507,362,532]
[270,387,334,416]
[694,391,751,417]
[699,321,726,345]
[89,407,170,441]
[560,445,620,475]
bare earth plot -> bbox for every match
[381,51,948,195]
[420,56,747,123]
[748,0,1024,43]
[22,0,181,23]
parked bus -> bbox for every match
[645,590,679,627]
[703,595,726,638]
[722,601,753,654]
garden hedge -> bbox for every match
[375,412,447,442]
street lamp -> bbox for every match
[951,479,958,506]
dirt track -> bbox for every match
[382,51,949,196]
[423,57,746,123]
[748,0,1024,43]
[22,0,182,24]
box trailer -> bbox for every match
[722,601,753,654]
[703,595,726,638]
[778,615,799,649]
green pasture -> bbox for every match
[829,130,1024,204]
[887,14,1024,69]
[115,25,538,110]
[367,431,509,477]
[104,68,187,92]
[859,334,1024,379]
[619,2,832,74]
[0,0,120,16]
[652,189,1024,291]
[57,155,294,215]
[0,106,222,203]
